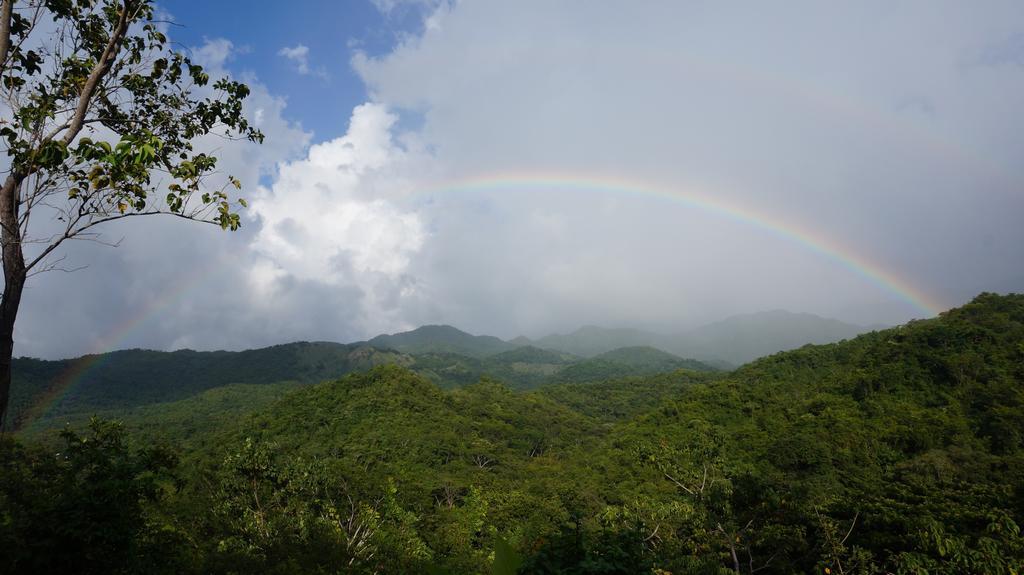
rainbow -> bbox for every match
[13,255,224,432]
[16,171,946,430]
[413,172,946,317]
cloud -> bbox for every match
[248,103,427,333]
[195,37,235,68]
[15,39,310,358]
[349,0,1024,333]
[975,32,1024,68]
[14,3,1024,358]
[278,44,328,78]
[16,94,431,357]
[369,0,445,17]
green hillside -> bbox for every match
[538,369,718,422]
[668,309,877,365]
[12,341,705,433]
[594,345,712,371]
[489,345,576,364]
[8,342,409,432]
[93,381,302,449]
[550,346,714,384]
[527,313,875,366]
[365,324,516,357]
[4,294,1022,573]
[9,314,877,433]
[532,325,664,357]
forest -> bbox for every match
[0,2,1021,573]
[2,292,1022,573]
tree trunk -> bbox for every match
[0,174,25,431]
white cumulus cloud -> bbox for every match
[15,2,1024,358]
[278,43,328,78]
[249,103,426,333]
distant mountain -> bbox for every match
[668,310,874,365]
[593,346,711,372]
[532,326,664,357]
[489,345,576,364]
[9,342,409,431]
[364,324,516,357]
[9,312,878,432]
[12,294,1019,571]
[528,312,875,366]
[550,345,714,384]
[10,338,716,432]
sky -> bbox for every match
[11,0,1024,359]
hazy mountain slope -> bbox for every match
[667,310,874,365]
[478,345,577,388]
[207,365,601,488]
[7,294,1021,573]
[8,342,409,431]
[163,293,1024,572]
[529,313,874,365]
[20,381,304,447]
[489,345,576,364]
[538,369,719,422]
[550,346,715,384]
[405,349,566,390]
[11,337,709,432]
[595,292,1024,572]
[593,346,712,372]
[364,324,516,357]
[406,351,485,389]
[9,307,868,430]
[532,326,665,357]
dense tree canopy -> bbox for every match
[0,0,262,430]
[2,293,1022,572]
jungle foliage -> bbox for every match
[9,342,713,432]
[2,293,1023,573]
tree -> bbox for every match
[0,418,180,573]
[0,0,262,428]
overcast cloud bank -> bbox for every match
[15,1,1024,358]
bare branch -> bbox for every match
[24,208,221,272]
[840,511,859,546]
[663,471,696,496]
[58,1,134,147]
[751,552,778,573]
[642,523,661,544]
[26,254,87,278]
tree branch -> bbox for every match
[25,209,221,272]
[663,471,696,496]
[59,0,134,147]
[840,512,859,546]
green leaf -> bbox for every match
[492,538,523,575]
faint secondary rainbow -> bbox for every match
[413,172,946,317]
[14,256,224,431]
[17,171,945,430]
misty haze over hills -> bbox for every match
[364,309,881,366]
[8,293,1022,573]
[3,0,1024,570]
[9,307,876,431]
[18,307,879,367]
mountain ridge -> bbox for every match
[8,308,883,431]
[361,324,516,357]
[517,310,878,364]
